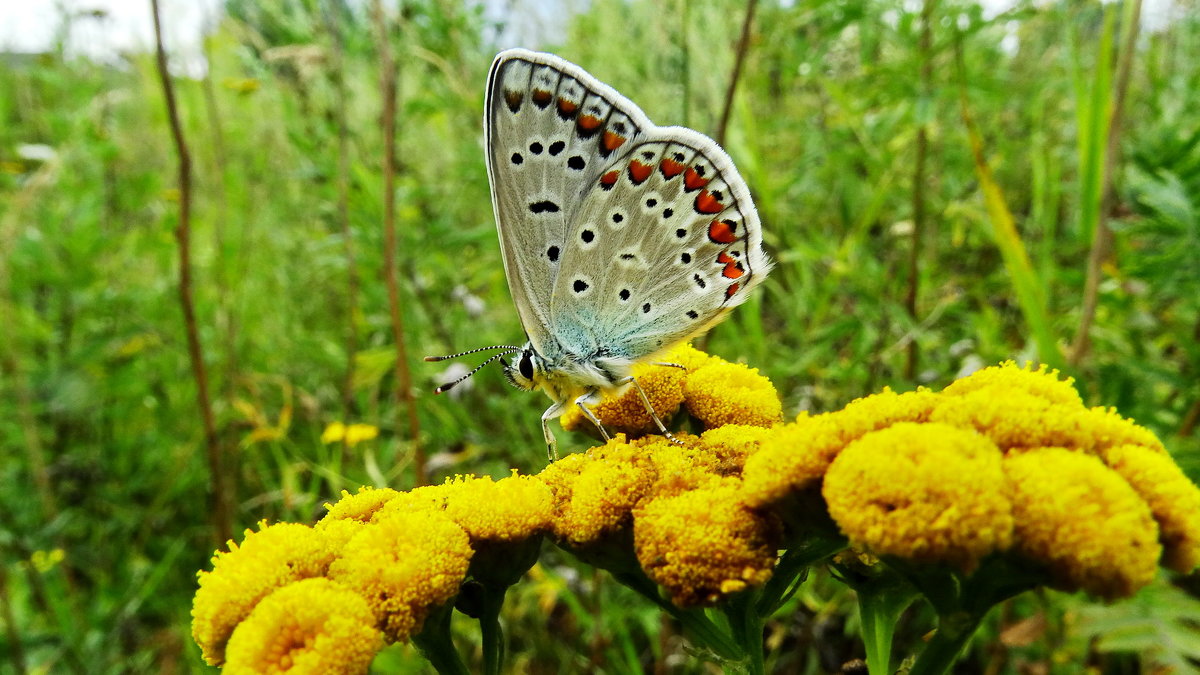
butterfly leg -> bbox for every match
[573,390,613,444]
[650,361,687,370]
[618,376,686,446]
[541,403,566,462]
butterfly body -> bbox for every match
[433,49,770,459]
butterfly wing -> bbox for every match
[548,127,771,361]
[485,49,652,354]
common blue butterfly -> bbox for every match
[427,49,771,460]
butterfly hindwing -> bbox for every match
[485,49,651,353]
[548,127,770,361]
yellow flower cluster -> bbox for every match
[559,344,782,438]
[738,361,1200,598]
[538,431,780,606]
[222,579,382,674]
[192,474,553,669]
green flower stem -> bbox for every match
[412,603,470,675]
[611,570,743,662]
[479,587,506,675]
[856,579,918,675]
[907,610,985,675]
[723,591,765,675]
[757,535,848,616]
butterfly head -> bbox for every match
[501,343,542,391]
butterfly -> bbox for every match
[427,49,771,460]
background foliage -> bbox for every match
[2,0,1199,672]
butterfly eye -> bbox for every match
[519,351,534,380]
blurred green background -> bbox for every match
[2,0,1199,672]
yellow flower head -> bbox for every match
[192,523,333,666]
[319,486,402,524]
[383,472,554,544]
[929,388,1096,452]
[830,388,940,443]
[327,509,472,643]
[684,359,782,429]
[539,437,657,545]
[822,423,1014,571]
[222,578,382,675]
[942,361,1083,408]
[1078,406,1167,458]
[698,424,776,472]
[560,356,691,438]
[740,413,849,507]
[634,478,780,607]
[1004,447,1160,599]
[638,433,724,497]
[1103,444,1200,573]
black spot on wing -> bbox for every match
[568,156,585,171]
[530,201,560,214]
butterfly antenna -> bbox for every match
[424,345,524,362]
[433,349,520,394]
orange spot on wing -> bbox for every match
[603,131,627,152]
[726,283,740,299]
[708,220,737,244]
[557,98,578,116]
[684,167,709,190]
[600,170,619,187]
[660,158,685,178]
[722,262,745,279]
[628,160,653,184]
[695,190,724,214]
[716,251,735,264]
[531,89,553,107]
[578,115,603,132]
[504,90,523,112]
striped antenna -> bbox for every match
[433,349,521,394]
[424,345,523,362]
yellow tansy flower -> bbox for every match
[1004,447,1160,599]
[942,361,1083,408]
[539,437,657,545]
[319,486,402,524]
[327,509,472,643]
[633,479,780,606]
[193,523,333,666]
[684,359,782,428]
[378,472,554,543]
[1078,406,1167,457]
[1103,444,1200,573]
[321,422,381,446]
[822,423,1014,571]
[560,362,688,438]
[829,388,940,442]
[698,424,775,472]
[223,579,382,675]
[929,388,1097,452]
[638,433,724,497]
[740,413,847,507]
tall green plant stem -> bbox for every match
[151,0,231,544]
[955,38,1061,370]
[1070,0,1143,366]
[907,0,936,380]
[371,0,426,486]
[612,570,743,662]
[412,604,471,675]
[479,587,506,675]
[907,610,985,675]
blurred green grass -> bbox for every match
[2,0,1199,672]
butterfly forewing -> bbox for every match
[548,127,770,361]
[485,49,652,354]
